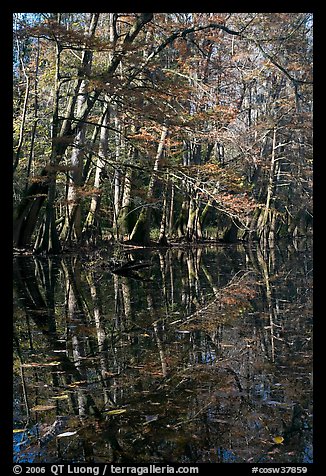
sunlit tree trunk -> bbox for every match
[83,105,110,242]
[13,23,30,173]
[186,189,202,242]
[61,13,99,245]
[61,105,86,244]
[25,37,40,192]
[118,165,133,240]
[112,103,121,237]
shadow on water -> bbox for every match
[13,241,313,464]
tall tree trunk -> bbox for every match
[112,103,121,238]
[33,39,62,254]
[61,111,85,244]
[83,105,110,242]
[200,182,219,238]
[130,125,168,244]
[61,13,99,245]
[13,31,30,173]
[33,163,61,254]
[13,170,48,248]
[25,37,40,191]
[257,127,277,246]
[176,200,188,238]
[186,189,202,242]
[118,164,133,240]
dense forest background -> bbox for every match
[13,13,313,254]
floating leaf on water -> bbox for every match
[273,436,284,444]
[52,394,69,400]
[104,409,127,416]
[67,381,87,388]
[57,431,77,438]
[31,404,56,412]
[210,418,230,424]
[13,429,26,433]
[22,361,61,368]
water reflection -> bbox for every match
[13,242,313,463]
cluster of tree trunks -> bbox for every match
[13,13,312,253]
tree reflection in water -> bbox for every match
[13,242,313,464]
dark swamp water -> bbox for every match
[13,241,313,464]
